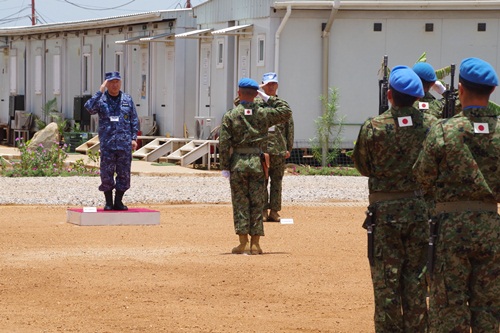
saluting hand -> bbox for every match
[100,80,108,93]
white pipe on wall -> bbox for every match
[274,4,292,77]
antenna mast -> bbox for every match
[31,0,36,25]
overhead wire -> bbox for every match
[60,0,137,11]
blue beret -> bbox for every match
[105,71,121,81]
[262,72,278,84]
[412,62,437,82]
[389,65,424,98]
[238,78,259,90]
[459,57,498,87]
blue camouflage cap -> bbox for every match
[390,65,424,98]
[459,57,498,87]
[105,71,121,81]
[238,78,259,90]
[412,62,437,82]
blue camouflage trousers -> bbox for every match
[429,210,500,333]
[264,154,286,211]
[98,149,132,192]
[229,170,266,236]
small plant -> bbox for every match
[310,87,345,166]
[1,138,99,177]
[34,97,68,137]
[289,165,361,176]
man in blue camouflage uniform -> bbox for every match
[85,71,139,211]
[413,62,445,119]
[219,78,292,255]
[414,57,499,333]
[353,66,437,332]
[258,73,294,222]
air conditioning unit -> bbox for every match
[73,95,92,126]
[195,116,215,140]
[9,95,25,118]
[139,116,155,136]
[13,111,31,130]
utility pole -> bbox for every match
[31,0,36,25]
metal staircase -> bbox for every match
[162,140,219,169]
[75,135,100,154]
[132,138,190,162]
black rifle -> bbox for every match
[365,209,376,266]
[427,218,438,279]
[442,64,457,118]
[379,55,389,115]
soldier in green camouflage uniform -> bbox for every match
[412,62,445,119]
[353,66,437,332]
[258,73,294,222]
[219,78,292,255]
[413,57,499,333]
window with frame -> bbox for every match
[216,39,224,69]
[257,35,265,67]
[115,52,123,73]
[83,54,91,94]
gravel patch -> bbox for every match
[0,175,369,206]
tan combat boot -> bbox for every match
[250,235,263,255]
[232,234,249,254]
[262,209,268,222]
[268,210,281,222]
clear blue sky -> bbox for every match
[0,0,208,28]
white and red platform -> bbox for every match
[67,207,160,226]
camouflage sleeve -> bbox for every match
[286,114,294,151]
[84,91,104,115]
[264,96,292,126]
[218,113,232,171]
[130,98,139,141]
[352,119,373,177]
[413,123,443,192]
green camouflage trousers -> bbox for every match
[368,197,429,333]
[264,154,286,211]
[229,170,266,236]
[429,210,500,333]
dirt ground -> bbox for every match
[0,203,375,333]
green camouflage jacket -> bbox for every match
[219,96,292,172]
[413,105,499,203]
[414,91,444,119]
[254,96,294,156]
[353,106,437,193]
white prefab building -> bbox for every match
[0,9,198,138]
[191,0,500,148]
[1,0,500,150]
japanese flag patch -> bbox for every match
[418,102,429,110]
[244,109,253,115]
[398,116,413,127]
[474,122,489,134]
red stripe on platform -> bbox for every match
[68,208,159,213]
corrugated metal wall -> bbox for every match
[194,0,274,24]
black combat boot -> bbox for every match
[104,190,114,211]
[113,190,128,211]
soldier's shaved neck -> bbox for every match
[238,88,258,103]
